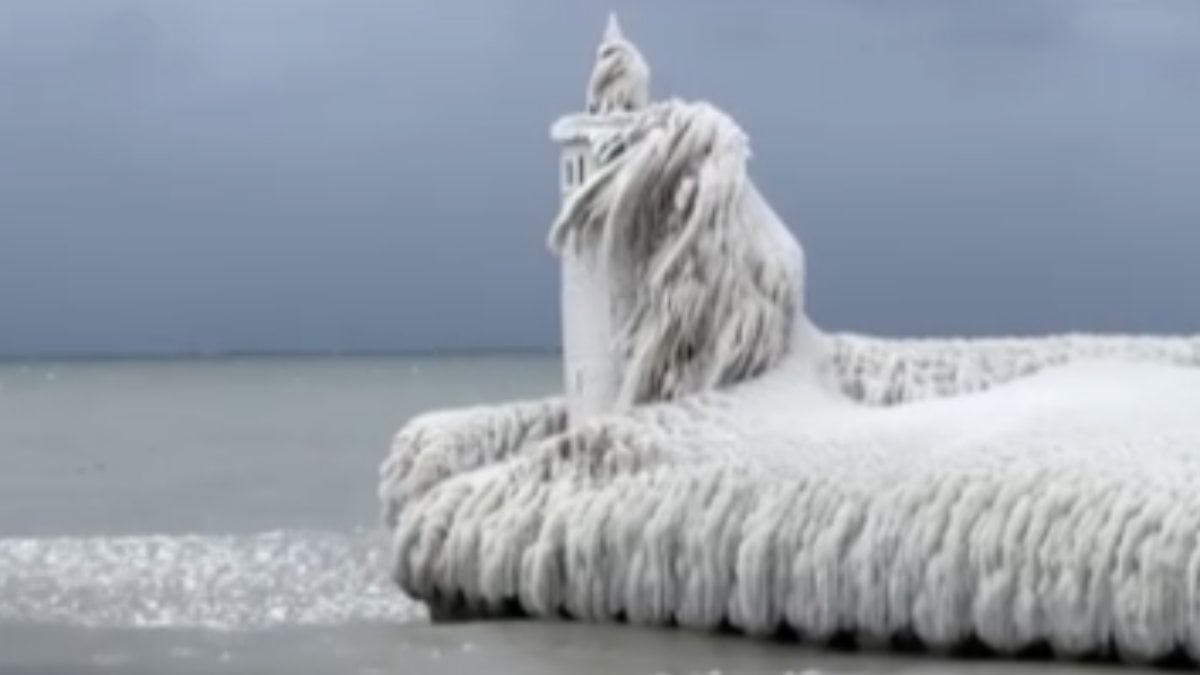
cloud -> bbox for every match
[1,0,1198,356]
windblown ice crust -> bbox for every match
[378,94,1200,662]
[551,101,801,407]
[380,340,1200,659]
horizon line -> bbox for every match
[0,346,561,365]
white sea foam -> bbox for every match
[0,529,422,630]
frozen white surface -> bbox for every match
[822,332,1200,405]
[0,529,422,629]
[587,13,650,115]
[380,343,1200,660]
[561,246,622,421]
[379,15,1200,665]
[558,13,659,424]
[550,100,802,410]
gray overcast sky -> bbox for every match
[1,0,1199,357]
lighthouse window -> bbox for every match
[577,155,586,184]
[564,157,574,187]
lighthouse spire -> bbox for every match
[604,11,622,41]
[587,12,651,114]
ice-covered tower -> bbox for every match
[550,13,650,424]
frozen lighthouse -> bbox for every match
[550,13,803,423]
[381,13,1200,665]
[551,14,651,423]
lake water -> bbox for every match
[0,356,1163,674]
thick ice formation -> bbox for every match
[379,16,1200,663]
[587,13,650,115]
[552,100,803,409]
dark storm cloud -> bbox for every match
[1,0,1198,357]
